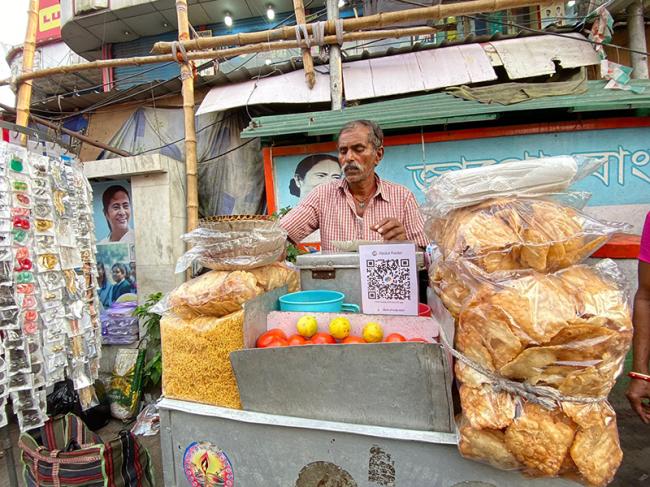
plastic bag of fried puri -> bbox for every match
[426,196,627,319]
[454,260,631,487]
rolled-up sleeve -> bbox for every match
[279,190,321,244]
[403,193,429,248]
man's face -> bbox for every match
[337,125,384,184]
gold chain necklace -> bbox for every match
[353,194,372,208]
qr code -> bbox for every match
[366,258,411,300]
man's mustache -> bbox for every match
[343,163,362,172]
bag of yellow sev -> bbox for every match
[160,311,244,409]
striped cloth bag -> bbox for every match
[19,413,155,487]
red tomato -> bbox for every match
[311,332,336,345]
[384,333,406,342]
[287,334,308,346]
[266,337,289,348]
[342,335,366,344]
[256,328,288,348]
[408,337,428,343]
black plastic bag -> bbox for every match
[46,379,111,431]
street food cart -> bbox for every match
[158,287,576,487]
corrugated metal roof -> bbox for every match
[241,80,650,138]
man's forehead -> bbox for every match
[337,126,371,146]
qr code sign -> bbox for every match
[365,258,411,300]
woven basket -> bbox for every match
[199,215,276,234]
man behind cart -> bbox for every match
[279,119,428,251]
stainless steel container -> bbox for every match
[296,251,425,307]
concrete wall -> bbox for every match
[84,154,187,377]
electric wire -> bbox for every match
[31,5,327,119]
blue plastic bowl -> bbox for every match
[279,290,360,313]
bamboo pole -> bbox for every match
[327,0,343,110]
[15,0,39,147]
[175,0,199,234]
[292,0,316,89]
[0,103,132,157]
[5,26,438,86]
[151,0,547,53]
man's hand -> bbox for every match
[372,218,407,241]
[626,378,650,423]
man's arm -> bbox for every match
[402,192,428,248]
[278,192,320,245]
[372,193,428,248]
[627,260,650,423]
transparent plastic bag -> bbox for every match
[168,262,299,319]
[455,259,632,379]
[452,260,631,486]
[109,348,146,420]
[457,399,622,486]
[130,403,160,436]
[160,311,244,408]
[426,197,628,275]
[175,223,287,273]
[422,155,605,218]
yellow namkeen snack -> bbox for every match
[161,311,244,409]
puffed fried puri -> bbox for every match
[570,419,623,487]
[458,420,520,471]
[504,403,577,476]
[431,198,611,274]
[459,384,516,430]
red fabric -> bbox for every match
[639,212,650,264]
[279,176,428,251]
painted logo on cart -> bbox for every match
[183,441,234,487]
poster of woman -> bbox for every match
[284,153,342,244]
[289,154,341,203]
[96,244,136,309]
[92,181,135,244]
[92,180,137,308]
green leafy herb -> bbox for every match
[133,292,163,390]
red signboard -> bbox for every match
[36,0,62,44]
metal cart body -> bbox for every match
[159,398,577,487]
